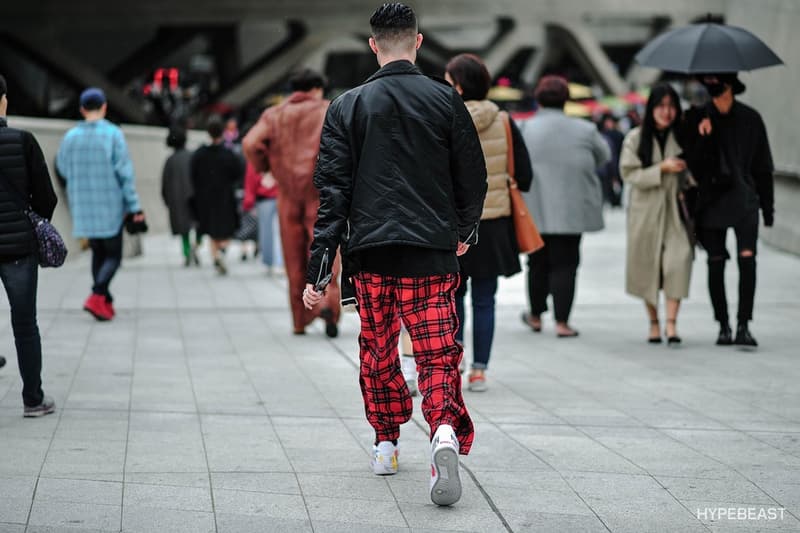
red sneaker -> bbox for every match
[104,297,116,319]
[83,294,112,321]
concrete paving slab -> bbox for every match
[1,210,799,531]
[120,506,214,533]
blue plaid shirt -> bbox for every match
[56,119,141,238]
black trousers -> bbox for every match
[0,254,44,407]
[697,212,758,323]
[88,231,124,301]
[527,234,582,323]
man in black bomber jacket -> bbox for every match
[301,3,487,507]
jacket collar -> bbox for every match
[287,91,322,104]
[365,60,423,84]
[536,108,564,117]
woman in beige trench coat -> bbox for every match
[620,83,694,345]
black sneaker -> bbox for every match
[0,355,6,368]
[735,323,758,348]
[716,324,733,346]
[24,395,56,418]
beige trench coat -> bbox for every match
[620,127,694,306]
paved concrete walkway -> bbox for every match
[1,210,799,532]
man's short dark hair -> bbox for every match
[289,68,326,92]
[207,115,224,139]
[370,3,417,49]
[534,75,569,109]
[0,75,7,99]
[445,54,491,101]
[166,126,187,149]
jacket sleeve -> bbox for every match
[751,112,775,223]
[306,102,353,285]
[620,131,661,190]
[242,162,259,212]
[510,119,532,192]
[24,132,57,220]
[161,157,170,206]
[681,107,715,186]
[112,128,142,213]
[242,111,272,173]
[55,134,70,182]
[591,128,612,168]
[449,92,488,245]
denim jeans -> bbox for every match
[455,275,498,370]
[89,231,123,301]
[0,254,44,407]
[256,198,282,268]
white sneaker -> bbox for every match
[371,441,398,475]
[401,355,418,397]
[429,424,461,506]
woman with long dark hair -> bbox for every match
[620,82,694,345]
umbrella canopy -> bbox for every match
[635,23,783,73]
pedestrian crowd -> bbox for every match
[0,2,775,508]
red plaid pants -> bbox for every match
[354,272,474,455]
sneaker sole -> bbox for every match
[83,306,110,321]
[23,406,55,418]
[371,462,398,475]
[371,456,398,476]
[431,445,461,506]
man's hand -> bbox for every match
[659,157,687,174]
[303,283,324,310]
[698,118,712,136]
[456,241,470,256]
[132,211,146,223]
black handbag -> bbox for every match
[124,212,148,235]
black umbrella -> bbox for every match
[635,23,783,73]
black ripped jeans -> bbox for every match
[698,212,759,324]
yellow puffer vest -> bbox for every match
[465,100,511,220]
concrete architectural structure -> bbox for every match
[2,1,722,121]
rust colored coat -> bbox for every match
[242,91,339,333]
[242,92,329,201]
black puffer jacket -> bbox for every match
[307,60,487,283]
[0,118,58,262]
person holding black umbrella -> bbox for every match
[683,73,774,347]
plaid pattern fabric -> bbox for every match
[354,272,474,455]
[56,119,141,238]
[233,210,258,241]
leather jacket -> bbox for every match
[306,60,487,283]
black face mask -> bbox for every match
[703,82,727,98]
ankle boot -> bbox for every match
[734,322,758,347]
[716,323,733,346]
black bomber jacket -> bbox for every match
[306,60,487,284]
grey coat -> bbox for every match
[517,109,610,234]
[161,148,195,235]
